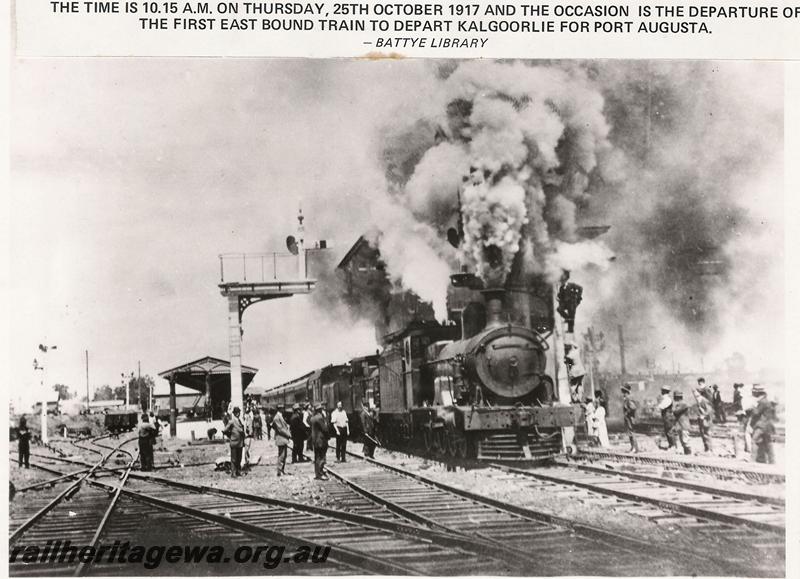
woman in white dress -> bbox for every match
[584,399,596,445]
[593,402,610,447]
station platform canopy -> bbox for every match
[158,356,258,421]
[158,356,258,392]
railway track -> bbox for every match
[492,461,784,534]
[12,441,362,576]
[324,449,772,577]
[572,448,785,483]
[11,438,785,576]
[10,443,521,575]
[9,437,139,576]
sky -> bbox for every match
[8,59,447,407]
[6,58,788,409]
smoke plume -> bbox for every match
[308,60,782,375]
[380,60,615,289]
[580,61,783,374]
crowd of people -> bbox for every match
[576,375,778,465]
[653,378,777,463]
[218,399,380,480]
[14,376,778,474]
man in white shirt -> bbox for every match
[303,403,312,451]
[330,401,350,462]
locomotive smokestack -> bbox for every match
[482,289,507,328]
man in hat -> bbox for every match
[310,404,330,480]
[302,402,312,451]
[711,384,726,424]
[733,383,751,455]
[222,406,245,477]
[360,401,377,458]
[242,404,255,470]
[693,385,713,453]
[564,342,586,403]
[658,386,676,450]
[252,406,263,440]
[17,415,31,468]
[733,383,744,416]
[271,404,292,476]
[671,392,692,455]
[748,386,776,464]
[290,404,307,463]
[138,413,157,472]
[583,398,597,445]
[331,401,350,462]
[265,407,274,440]
[621,385,639,453]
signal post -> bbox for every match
[219,211,322,412]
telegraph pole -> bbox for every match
[33,360,48,444]
[34,343,57,444]
[85,350,90,413]
[618,324,627,377]
[122,373,130,407]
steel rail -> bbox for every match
[9,437,136,545]
[554,459,785,506]
[126,471,517,560]
[323,461,566,571]
[340,448,754,577]
[13,458,378,576]
[11,465,92,493]
[324,465,451,530]
[74,449,140,577]
[573,449,785,483]
[18,450,503,576]
[26,453,526,574]
[493,463,784,534]
[86,477,421,576]
[68,435,110,457]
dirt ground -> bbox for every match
[152,437,342,509]
[605,429,786,467]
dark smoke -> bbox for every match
[304,60,782,373]
[581,61,782,367]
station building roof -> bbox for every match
[157,356,258,394]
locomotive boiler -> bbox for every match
[374,281,583,460]
[429,290,552,407]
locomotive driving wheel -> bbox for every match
[422,425,434,453]
[443,427,454,457]
[433,428,445,456]
[450,429,468,459]
[400,421,412,443]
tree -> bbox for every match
[93,385,114,401]
[53,384,73,401]
[113,375,156,410]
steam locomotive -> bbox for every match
[262,273,584,460]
